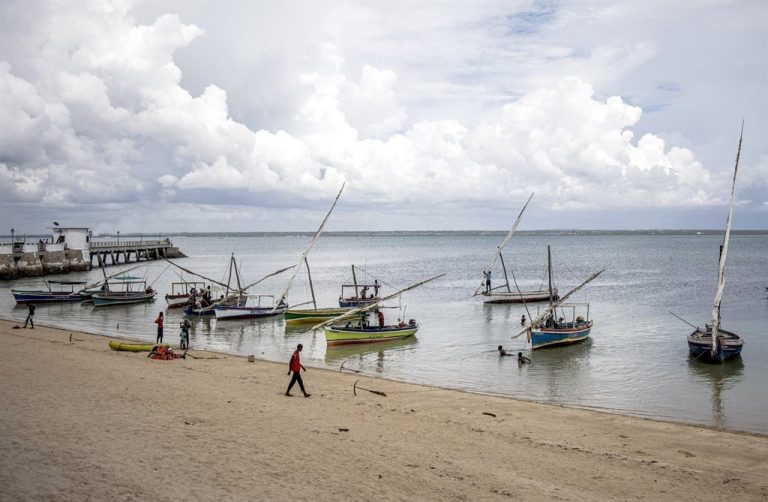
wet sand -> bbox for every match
[1,319,766,501]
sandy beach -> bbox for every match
[0,319,766,501]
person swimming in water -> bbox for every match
[498,345,512,357]
[517,352,531,364]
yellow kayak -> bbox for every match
[108,340,163,352]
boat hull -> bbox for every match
[12,290,87,303]
[284,307,351,324]
[324,324,418,346]
[165,294,191,308]
[338,298,379,308]
[688,328,743,363]
[482,288,557,304]
[108,340,160,352]
[214,305,286,320]
[92,292,156,307]
[531,321,592,349]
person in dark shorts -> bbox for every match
[285,344,310,398]
[23,303,35,329]
[155,312,164,344]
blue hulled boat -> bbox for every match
[686,125,745,363]
[517,246,603,351]
[12,281,90,303]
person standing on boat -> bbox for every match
[154,312,164,344]
[23,303,35,329]
[521,314,526,326]
[374,279,380,297]
[483,270,491,293]
[285,344,310,398]
[376,309,385,328]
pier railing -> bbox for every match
[90,239,171,250]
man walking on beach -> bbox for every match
[23,303,35,329]
[285,343,310,398]
[155,312,164,344]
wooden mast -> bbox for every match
[499,254,511,293]
[352,265,359,299]
[709,122,743,358]
[272,182,345,312]
[547,245,554,306]
[475,192,534,296]
[305,257,317,310]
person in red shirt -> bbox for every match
[285,344,310,397]
[376,309,384,328]
[154,312,164,344]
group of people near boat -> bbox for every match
[186,286,214,309]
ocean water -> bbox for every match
[2,232,767,433]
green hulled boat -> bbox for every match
[324,322,419,346]
[108,340,165,352]
[284,307,352,324]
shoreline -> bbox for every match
[2,319,767,500]
[3,315,765,439]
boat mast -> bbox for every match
[710,122,743,358]
[225,253,234,297]
[352,264,360,298]
[272,182,345,311]
[475,192,534,296]
[234,257,243,293]
[305,257,317,310]
[547,245,554,307]
[499,254,512,292]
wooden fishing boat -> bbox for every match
[284,307,351,324]
[165,281,206,308]
[325,320,419,346]
[310,274,445,347]
[528,247,595,349]
[12,280,89,303]
[476,193,556,304]
[529,308,593,349]
[514,250,603,351]
[686,125,744,363]
[338,265,381,307]
[92,280,156,307]
[482,289,554,304]
[108,340,162,352]
[214,295,287,320]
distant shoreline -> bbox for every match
[6,229,762,239]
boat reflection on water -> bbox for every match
[324,337,418,373]
[687,357,744,428]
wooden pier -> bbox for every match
[0,237,186,279]
[89,238,185,267]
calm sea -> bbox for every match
[2,232,767,433]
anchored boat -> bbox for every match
[475,193,556,304]
[513,249,603,350]
[214,295,287,320]
[687,124,745,363]
[165,281,207,309]
[12,280,90,303]
[92,280,156,307]
[310,273,444,346]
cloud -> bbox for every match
[0,0,764,231]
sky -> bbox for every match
[0,0,766,234]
